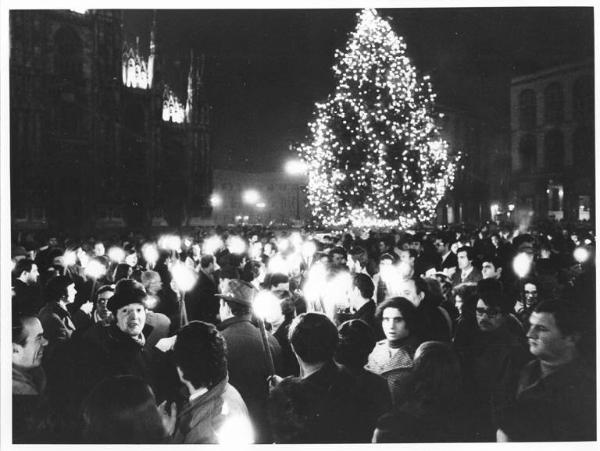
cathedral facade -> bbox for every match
[10,9,212,234]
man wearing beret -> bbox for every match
[216,279,281,443]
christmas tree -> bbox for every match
[299,9,457,229]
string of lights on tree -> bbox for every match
[298,9,458,229]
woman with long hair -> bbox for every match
[365,297,421,405]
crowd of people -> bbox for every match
[11,220,596,443]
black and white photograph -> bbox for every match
[2,1,597,446]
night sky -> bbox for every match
[123,8,593,172]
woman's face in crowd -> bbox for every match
[455,295,463,313]
[381,307,410,342]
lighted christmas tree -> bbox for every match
[299,9,457,229]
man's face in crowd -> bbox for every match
[399,250,414,267]
[331,252,346,267]
[96,290,114,320]
[381,307,409,342]
[66,283,77,303]
[476,299,504,332]
[116,303,146,337]
[434,239,447,255]
[409,241,421,253]
[482,261,501,279]
[25,264,39,284]
[457,251,471,270]
[523,283,538,307]
[378,241,388,254]
[527,311,577,362]
[454,294,464,314]
[398,279,422,307]
[13,318,47,369]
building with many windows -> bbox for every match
[210,169,309,226]
[10,10,212,233]
[509,60,593,223]
[434,105,509,225]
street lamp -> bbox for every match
[284,159,307,221]
[242,189,260,205]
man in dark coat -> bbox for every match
[347,273,383,339]
[456,284,530,441]
[498,300,596,441]
[216,279,281,443]
[397,277,452,342]
[186,255,219,324]
[12,259,42,316]
[268,313,374,443]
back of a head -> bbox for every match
[269,272,289,289]
[288,312,338,364]
[14,259,34,278]
[336,319,376,369]
[477,278,510,313]
[44,275,72,303]
[173,321,228,390]
[412,341,461,408]
[353,273,374,300]
[200,254,215,269]
[140,270,160,288]
[82,375,164,444]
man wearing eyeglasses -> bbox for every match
[457,280,529,441]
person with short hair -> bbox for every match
[216,279,281,443]
[81,375,170,444]
[12,312,48,443]
[335,319,392,433]
[451,246,482,287]
[38,275,91,358]
[374,341,471,442]
[347,273,382,338]
[268,313,372,443]
[396,277,452,342]
[12,259,42,316]
[186,254,219,324]
[457,281,529,441]
[434,233,458,271]
[497,300,596,441]
[170,321,252,444]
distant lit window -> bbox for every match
[544,83,564,124]
[519,89,536,130]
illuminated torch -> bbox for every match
[513,251,533,309]
[108,246,125,264]
[170,261,198,329]
[142,243,159,270]
[253,290,281,377]
[84,258,107,301]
